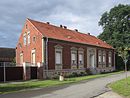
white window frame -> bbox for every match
[55,45,63,70]
[79,53,83,65]
[31,49,36,65]
[20,52,23,64]
[108,51,112,67]
[78,48,84,66]
[103,51,106,63]
[55,50,62,64]
[23,33,26,45]
[71,52,77,65]
[98,50,102,63]
[27,31,30,44]
[71,47,77,65]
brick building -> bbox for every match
[0,48,15,66]
[16,18,115,78]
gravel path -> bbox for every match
[0,72,129,98]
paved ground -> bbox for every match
[0,72,130,98]
[95,91,123,98]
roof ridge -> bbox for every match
[0,47,15,49]
[27,18,92,36]
[26,18,113,49]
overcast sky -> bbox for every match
[0,0,129,48]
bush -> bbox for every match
[65,71,87,78]
[86,68,93,75]
[79,72,87,76]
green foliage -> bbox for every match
[98,4,130,49]
[0,71,122,94]
[65,72,87,78]
[109,77,130,97]
[98,4,130,70]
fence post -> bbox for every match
[3,62,6,82]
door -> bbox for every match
[30,67,37,79]
[90,54,95,68]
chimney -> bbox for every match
[46,22,50,24]
[60,25,63,28]
[96,42,100,45]
[87,33,90,35]
[64,26,67,29]
[74,29,78,32]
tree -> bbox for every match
[98,4,130,70]
[98,4,130,49]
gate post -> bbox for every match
[23,62,26,80]
[23,62,31,80]
[37,62,43,79]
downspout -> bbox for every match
[45,37,48,78]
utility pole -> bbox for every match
[124,58,128,85]
[3,62,6,82]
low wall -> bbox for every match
[43,68,86,79]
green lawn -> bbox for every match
[0,71,122,94]
[109,76,130,98]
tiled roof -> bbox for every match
[28,18,113,49]
[0,48,15,61]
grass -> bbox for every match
[109,76,130,98]
[0,71,122,94]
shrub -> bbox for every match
[86,68,93,75]
[79,72,87,76]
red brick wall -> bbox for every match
[16,19,115,69]
[48,39,88,70]
[16,19,43,64]
[48,39,115,70]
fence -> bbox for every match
[0,62,23,82]
[0,62,43,82]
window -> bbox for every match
[31,49,36,64]
[71,53,77,65]
[109,56,111,63]
[71,47,77,66]
[25,24,28,29]
[79,53,84,65]
[19,43,22,48]
[55,45,63,65]
[78,48,84,66]
[103,51,106,63]
[55,51,62,64]
[108,52,112,67]
[23,33,26,45]
[20,53,23,64]
[27,31,30,44]
[98,55,102,63]
[103,55,105,63]
[33,36,36,42]
[98,50,102,63]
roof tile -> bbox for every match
[28,18,113,49]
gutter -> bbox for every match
[44,37,49,78]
